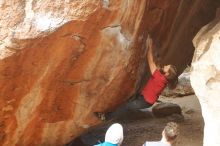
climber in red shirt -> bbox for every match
[95,35,178,121]
[127,35,178,109]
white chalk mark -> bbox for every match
[34,14,66,31]
[103,0,109,8]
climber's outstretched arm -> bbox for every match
[146,35,157,74]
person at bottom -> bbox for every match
[94,123,123,146]
[143,122,179,146]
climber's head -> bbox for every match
[160,65,178,89]
[162,65,177,80]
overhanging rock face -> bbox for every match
[0,0,219,145]
[0,1,147,145]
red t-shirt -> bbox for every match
[141,70,168,104]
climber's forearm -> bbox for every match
[146,36,157,74]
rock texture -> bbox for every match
[0,1,148,146]
[191,9,220,146]
[1,1,148,146]
[0,0,219,146]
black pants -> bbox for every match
[126,94,153,110]
[103,94,153,120]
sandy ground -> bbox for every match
[78,95,204,146]
[121,95,204,146]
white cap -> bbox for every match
[105,123,124,146]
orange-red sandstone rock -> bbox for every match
[0,0,219,145]
[0,1,147,145]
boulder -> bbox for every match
[152,102,182,118]
[0,0,219,145]
[191,8,220,146]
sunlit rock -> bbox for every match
[0,0,219,145]
[191,9,220,146]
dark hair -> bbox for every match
[165,65,177,80]
[164,122,179,142]
[160,65,178,89]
